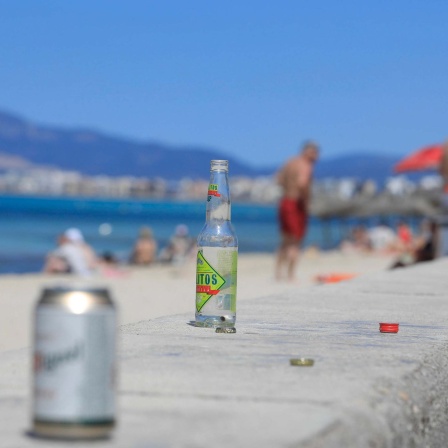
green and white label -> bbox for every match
[196,247,237,313]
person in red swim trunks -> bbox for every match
[275,141,319,281]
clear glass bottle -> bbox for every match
[195,160,238,328]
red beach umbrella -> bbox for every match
[394,144,443,173]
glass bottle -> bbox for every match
[195,160,238,328]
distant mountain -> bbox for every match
[0,110,271,179]
[314,153,401,184]
[0,109,403,183]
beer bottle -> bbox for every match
[195,160,238,328]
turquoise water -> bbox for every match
[0,194,345,274]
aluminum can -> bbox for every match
[32,287,116,439]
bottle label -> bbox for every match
[207,183,221,201]
[196,247,237,313]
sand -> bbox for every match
[0,250,394,352]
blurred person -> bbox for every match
[101,251,118,265]
[390,219,438,269]
[440,140,448,208]
[99,250,129,278]
[439,140,448,256]
[340,225,371,253]
[367,221,397,253]
[396,220,413,250]
[413,219,438,263]
[275,140,319,281]
[64,227,99,271]
[43,234,71,274]
[130,226,158,265]
[159,224,195,265]
[44,228,95,276]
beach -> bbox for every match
[0,250,394,353]
[1,251,447,446]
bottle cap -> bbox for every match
[210,160,228,172]
[215,327,236,334]
[289,358,314,366]
[379,323,399,333]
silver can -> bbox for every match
[32,287,117,439]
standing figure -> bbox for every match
[275,141,319,281]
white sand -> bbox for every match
[0,250,394,352]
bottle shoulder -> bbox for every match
[197,220,238,247]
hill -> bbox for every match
[0,110,270,179]
[0,110,402,183]
[314,153,400,182]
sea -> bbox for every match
[0,194,353,274]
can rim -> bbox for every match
[38,287,114,308]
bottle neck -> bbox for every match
[206,170,231,221]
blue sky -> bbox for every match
[0,1,447,167]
